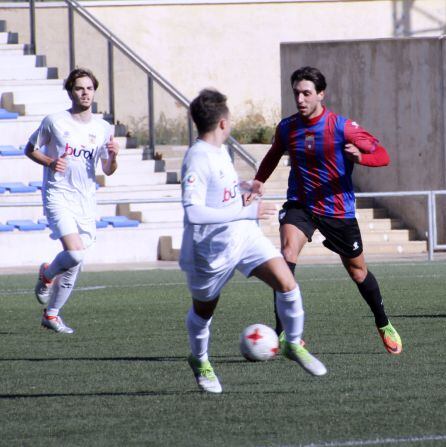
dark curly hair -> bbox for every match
[64,68,99,92]
[190,89,229,134]
[290,66,327,93]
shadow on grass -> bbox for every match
[0,356,186,362]
[391,314,446,319]
[0,390,197,400]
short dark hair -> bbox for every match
[189,89,229,134]
[64,68,99,92]
[290,66,327,93]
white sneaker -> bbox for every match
[35,263,52,305]
[283,341,327,376]
[41,310,74,334]
[188,355,222,393]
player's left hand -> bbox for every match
[344,143,362,163]
[106,135,119,159]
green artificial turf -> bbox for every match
[0,262,445,446]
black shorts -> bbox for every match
[278,201,363,259]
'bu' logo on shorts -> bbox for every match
[64,143,94,160]
[304,132,315,153]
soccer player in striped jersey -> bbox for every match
[245,66,402,355]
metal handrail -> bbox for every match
[432,190,446,251]
[27,0,257,170]
[3,189,445,261]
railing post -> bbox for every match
[427,191,434,261]
[143,75,155,160]
[68,4,75,71]
[29,0,36,54]
[107,40,115,123]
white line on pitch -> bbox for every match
[1,273,443,297]
[272,433,446,447]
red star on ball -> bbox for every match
[246,328,263,344]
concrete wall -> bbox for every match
[281,37,446,241]
[0,0,445,130]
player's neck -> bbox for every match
[301,105,325,125]
[69,106,93,123]
[199,132,225,149]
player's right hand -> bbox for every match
[243,179,265,206]
[257,201,277,220]
[50,152,68,173]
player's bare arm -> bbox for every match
[101,135,119,175]
[24,142,67,172]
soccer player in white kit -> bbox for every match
[24,68,119,334]
[181,89,327,394]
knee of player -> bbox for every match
[347,266,368,284]
[281,246,297,264]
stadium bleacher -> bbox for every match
[0,17,428,269]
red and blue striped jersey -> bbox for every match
[255,108,389,218]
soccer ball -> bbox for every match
[239,323,279,362]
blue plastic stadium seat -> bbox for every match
[0,223,14,232]
[0,145,24,156]
[29,181,43,189]
[6,219,46,231]
[100,215,140,228]
[37,217,48,226]
[0,108,19,119]
[96,220,108,229]
[0,182,38,193]
[0,187,5,194]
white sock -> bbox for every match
[46,263,82,316]
[45,250,85,280]
[276,285,304,344]
[186,307,212,362]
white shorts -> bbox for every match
[185,233,281,301]
[45,200,96,249]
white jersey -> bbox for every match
[179,139,260,274]
[29,110,111,213]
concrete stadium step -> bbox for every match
[263,228,415,245]
[7,99,72,116]
[0,79,65,95]
[0,66,57,81]
[0,116,44,146]
[0,31,18,44]
[299,240,426,256]
[96,171,168,187]
[97,184,181,201]
[155,145,187,158]
[0,222,184,268]
[0,43,24,54]
[117,202,183,223]
[0,54,41,68]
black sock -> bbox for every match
[274,261,296,335]
[356,271,388,328]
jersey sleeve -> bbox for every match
[254,125,286,182]
[344,119,379,154]
[181,151,210,207]
[28,116,52,149]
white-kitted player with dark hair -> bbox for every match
[24,68,119,334]
[180,88,327,394]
